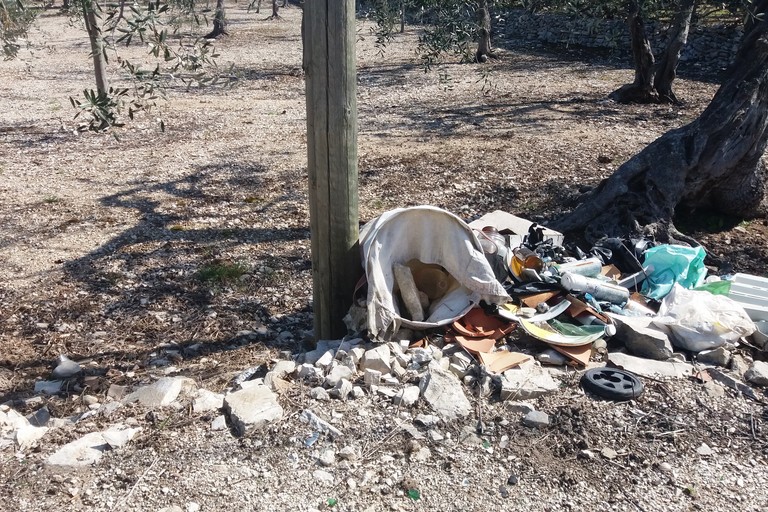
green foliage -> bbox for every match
[0,0,37,59]
[64,0,232,132]
[196,261,248,283]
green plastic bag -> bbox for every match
[641,245,707,300]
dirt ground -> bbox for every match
[1,5,768,511]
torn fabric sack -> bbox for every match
[360,206,509,340]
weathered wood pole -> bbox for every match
[303,1,360,340]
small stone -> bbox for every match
[745,361,768,387]
[504,401,536,415]
[408,348,432,364]
[697,443,714,456]
[697,346,731,367]
[192,389,224,413]
[578,449,596,460]
[296,363,322,380]
[351,386,365,399]
[419,367,471,421]
[703,380,725,398]
[338,446,357,460]
[601,447,618,460]
[324,365,353,388]
[329,379,353,400]
[315,350,335,369]
[186,503,201,512]
[211,415,227,431]
[659,462,673,473]
[411,446,431,461]
[360,345,392,375]
[122,377,197,408]
[427,430,444,442]
[501,363,559,400]
[313,469,334,485]
[363,368,382,388]
[107,384,128,401]
[613,317,673,360]
[414,414,440,428]
[507,474,519,485]
[223,385,283,436]
[82,395,99,407]
[318,449,335,467]
[522,410,550,429]
[393,386,420,407]
[310,387,330,401]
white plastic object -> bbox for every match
[560,272,630,305]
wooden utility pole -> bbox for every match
[303,1,360,340]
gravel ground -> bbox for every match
[1,4,767,511]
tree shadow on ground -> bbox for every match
[0,160,313,401]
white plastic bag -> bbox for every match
[653,284,756,352]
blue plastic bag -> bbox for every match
[641,245,707,300]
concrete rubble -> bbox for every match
[223,384,284,436]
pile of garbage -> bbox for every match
[344,206,768,400]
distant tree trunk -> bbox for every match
[610,0,657,103]
[205,0,227,38]
[82,0,109,94]
[62,0,70,10]
[271,0,280,18]
[654,0,695,104]
[552,0,768,244]
[475,0,497,62]
[400,0,405,33]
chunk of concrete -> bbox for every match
[500,362,559,400]
[608,352,693,379]
[360,345,392,375]
[419,367,471,421]
[522,410,550,428]
[324,365,354,388]
[192,389,225,414]
[696,346,732,367]
[123,377,197,407]
[51,355,82,379]
[46,425,141,466]
[393,386,420,407]
[613,316,673,360]
[223,385,283,436]
[745,361,768,387]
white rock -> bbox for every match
[315,350,335,369]
[324,365,354,388]
[745,361,768,387]
[500,362,559,400]
[608,352,693,380]
[330,379,353,401]
[302,340,342,365]
[393,386,420,407]
[360,345,392,375]
[123,377,197,407]
[310,387,330,401]
[522,410,550,428]
[419,367,471,421]
[192,389,225,413]
[318,449,335,467]
[46,425,140,466]
[351,386,365,399]
[414,414,440,428]
[338,445,357,460]
[504,401,536,415]
[363,368,381,388]
[223,385,283,436]
[349,347,366,366]
[696,346,731,367]
[299,409,343,437]
[408,348,433,364]
[15,425,49,451]
[211,415,227,431]
[697,443,714,456]
[313,469,335,485]
[296,363,322,380]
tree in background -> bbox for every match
[553,0,768,243]
[1,0,36,58]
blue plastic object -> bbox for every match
[641,245,707,300]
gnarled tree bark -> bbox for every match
[475,0,497,62]
[609,0,657,103]
[204,0,227,38]
[552,0,768,244]
[654,0,695,104]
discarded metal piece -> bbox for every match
[581,368,644,401]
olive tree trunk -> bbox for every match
[609,0,657,103]
[205,0,227,38]
[475,0,496,62]
[654,0,696,104]
[552,0,768,244]
[82,0,108,94]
